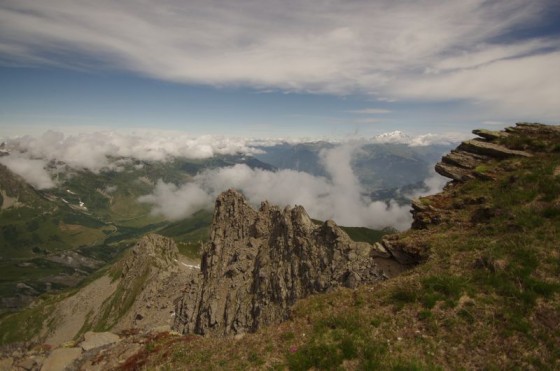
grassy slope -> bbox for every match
[157,209,213,260]
[139,131,560,370]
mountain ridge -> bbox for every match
[0,122,559,370]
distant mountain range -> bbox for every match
[254,141,453,191]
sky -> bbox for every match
[1,0,559,139]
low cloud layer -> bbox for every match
[0,128,449,229]
[1,0,558,118]
[3,131,262,173]
[370,130,470,146]
[0,156,54,189]
[138,180,212,221]
[2,130,463,177]
[140,144,444,230]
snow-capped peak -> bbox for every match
[371,130,412,144]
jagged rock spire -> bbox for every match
[174,189,404,337]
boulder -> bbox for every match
[80,332,120,351]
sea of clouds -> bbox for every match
[0,130,451,230]
[138,144,447,230]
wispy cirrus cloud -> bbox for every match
[0,0,558,119]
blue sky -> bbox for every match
[1,0,559,139]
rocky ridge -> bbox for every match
[93,233,198,334]
[43,233,195,345]
[414,123,560,230]
[174,190,405,337]
[375,122,560,262]
[0,234,199,370]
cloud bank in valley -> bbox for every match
[4,131,262,173]
[138,181,213,222]
[1,131,449,229]
[140,144,439,230]
[0,156,54,190]
[0,130,265,190]
[0,129,462,190]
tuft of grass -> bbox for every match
[340,225,390,243]
[474,164,489,174]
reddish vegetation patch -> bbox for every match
[118,333,198,371]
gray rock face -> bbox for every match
[103,234,198,333]
[174,190,405,337]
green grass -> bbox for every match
[0,291,68,344]
[0,304,49,344]
[157,209,212,259]
[474,164,490,174]
[93,264,151,332]
[340,226,392,243]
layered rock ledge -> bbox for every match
[412,122,560,232]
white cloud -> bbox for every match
[138,180,212,221]
[371,130,411,144]
[1,128,453,228]
[140,144,415,230]
[0,0,557,117]
[432,39,557,71]
[407,133,471,147]
[405,172,448,199]
[3,130,465,175]
[0,155,55,189]
[392,51,560,119]
[4,131,261,173]
[370,130,469,146]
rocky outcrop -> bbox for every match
[415,122,560,231]
[40,234,198,347]
[0,235,199,370]
[434,123,557,183]
[174,190,405,337]
[96,234,199,334]
[368,123,560,264]
[459,139,532,159]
